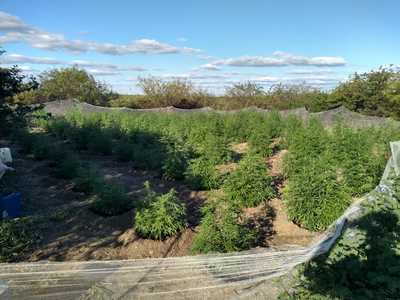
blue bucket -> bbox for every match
[0,192,21,218]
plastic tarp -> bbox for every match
[0,142,399,299]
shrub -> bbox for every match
[191,201,257,254]
[0,217,39,262]
[162,140,192,181]
[73,168,101,194]
[137,76,208,108]
[32,135,53,160]
[281,183,400,300]
[134,188,187,240]
[90,182,132,216]
[283,156,351,231]
[54,154,80,179]
[87,129,113,155]
[225,81,265,99]
[223,154,275,208]
[185,157,223,190]
[114,140,135,162]
[15,129,36,154]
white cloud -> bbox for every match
[200,63,221,71]
[207,51,346,68]
[0,11,202,55]
[0,53,148,76]
[177,37,188,42]
[1,53,63,64]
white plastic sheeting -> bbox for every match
[0,148,13,180]
[0,142,399,299]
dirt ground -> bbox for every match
[1,140,317,262]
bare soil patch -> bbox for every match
[2,141,316,262]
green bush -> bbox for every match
[32,135,52,160]
[284,156,351,231]
[54,154,80,179]
[90,182,132,216]
[0,217,39,262]
[191,201,257,254]
[185,157,223,190]
[73,168,101,194]
[135,188,187,239]
[87,129,113,155]
[162,140,192,181]
[281,181,400,300]
[113,140,133,161]
[223,154,275,208]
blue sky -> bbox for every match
[0,0,398,94]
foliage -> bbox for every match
[0,217,39,262]
[135,188,187,239]
[283,118,389,230]
[223,154,275,208]
[225,81,265,99]
[90,182,132,216]
[281,180,400,300]
[73,168,101,194]
[0,54,40,135]
[184,157,223,190]
[284,155,351,231]
[329,68,400,118]
[162,139,193,180]
[191,201,257,254]
[38,67,115,105]
[248,111,283,156]
[54,154,80,179]
[136,76,209,108]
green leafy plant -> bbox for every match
[184,156,223,190]
[284,156,351,231]
[281,179,400,300]
[192,201,257,254]
[90,182,132,216]
[223,154,275,208]
[73,168,101,194]
[135,188,187,240]
[0,217,39,262]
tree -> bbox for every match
[38,67,114,105]
[329,68,395,116]
[0,50,40,135]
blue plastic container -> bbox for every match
[0,192,21,218]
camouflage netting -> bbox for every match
[42,99,396,128]
[1,134,399,299]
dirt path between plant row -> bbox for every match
[2,140,317,262]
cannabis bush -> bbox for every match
[162,140,192,181]
[54,154,80,179]
[90,182,132,216]
[192,201,257,254]
[73,168,101,194]
[223,154,275,208]
[284,156,351,231]
[135,188,187,240]
[185,156,222,190]
[281,182,400,300]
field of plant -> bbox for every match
[2,107,399,262]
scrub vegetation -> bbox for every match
[1,52,400,300]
